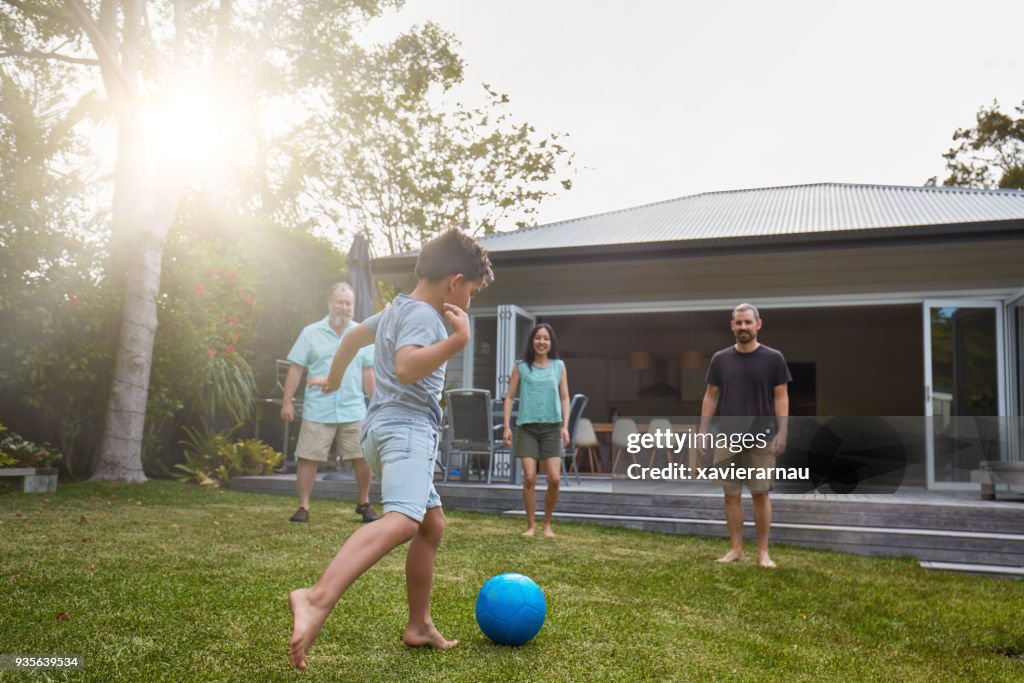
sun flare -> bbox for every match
[142,83,238,181]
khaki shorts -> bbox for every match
[713,442,776,494]
[294,420,364,463]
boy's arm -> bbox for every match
[394,303,469,385]
[310,324,374,394]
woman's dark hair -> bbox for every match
[521,323,559,371]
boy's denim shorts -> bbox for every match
[361,419,442,523]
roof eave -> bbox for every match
[372,218,1024,276]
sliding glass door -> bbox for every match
[923,300,1005,488]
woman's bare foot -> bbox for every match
[758,553,777,568]
[715,549,745,563]
[542,526,556,538]
[289,588,331,670]
[522,527,536,537]
[403,622,459,649]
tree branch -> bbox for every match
[0,47,100,66]
[63,0,135,100]
[1,0,72,23]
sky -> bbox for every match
[367,0,1024,225]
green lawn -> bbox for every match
[1,480,1022,682]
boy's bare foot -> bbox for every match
[522,527,535,537]
[403,623,459,649]
[542,526,556,538]
[715,549,745,563]
[289,588,331,670]
[758,553,777,568]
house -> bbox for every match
[373,183,1024,492]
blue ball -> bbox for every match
[475,573,546,646]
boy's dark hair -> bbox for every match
[415,229,494,285]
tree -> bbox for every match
[305,80,574,254]
[1,1,573,481]
[943,100,1024,190]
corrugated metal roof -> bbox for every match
[475,183,1024,253]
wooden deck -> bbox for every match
[230,473,1024,577]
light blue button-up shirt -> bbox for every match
[287,317,374,424]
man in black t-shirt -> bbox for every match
[698,303,791,568]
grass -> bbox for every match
[1,480,1023,682]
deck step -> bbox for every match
[500,509,1024,568]
[920,561,1024,578]
[228,475,1024,569]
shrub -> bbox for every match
[173,422,282,487]
[0,423,62,469]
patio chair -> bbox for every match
[444,388,500,484]
[610,417,640,476]
[676,424,702,472]
[253,360,304,466]
[574,418,602,474]
[561,394,589,485]
[645,418,675,468]
[491,397,518,482]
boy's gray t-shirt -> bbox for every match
[362,294,449,430]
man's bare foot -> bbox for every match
[542,526,556,538]
[715,549,745,563]
[522,527,535,537]
[289,588,331,670]
[758,554,777,568]
[403,622,459,649]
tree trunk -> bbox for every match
[91,114,180,482]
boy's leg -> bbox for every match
[289,511,418,669]
[540,455,561,538]
[520,457,538,536]
[402,506,459,649]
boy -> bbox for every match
[288,229,493,670]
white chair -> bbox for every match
[574,418,602,474]
[645,418,674,468]
[677,424,702,471]
[610,417,639,475]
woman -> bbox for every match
[503,323,571,537]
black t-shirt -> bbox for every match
[706,344,792,435]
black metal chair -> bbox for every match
[444,389,499,484]
[562,393,589,485]
[253,360,304,469]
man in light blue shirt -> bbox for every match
[281,283,379,523]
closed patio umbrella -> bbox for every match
[346,232,375,322]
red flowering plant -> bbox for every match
[149,233,259,459]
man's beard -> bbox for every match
[329,314,352,328]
